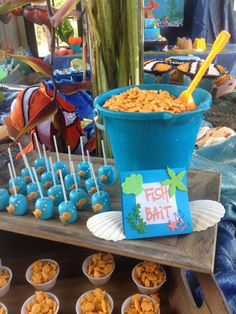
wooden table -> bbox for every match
[0,153,230,313]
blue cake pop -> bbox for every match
[52,135,69,178]
[69,161,88,210]
[27,182,47,202]
[47,157,64,206]
[77,137,90,180]
[31,167,54,220]
[64,146,81,192]
[40,144,58,190]
[21,167,31,184]
[98,140,116,186]
[58,170,78,224]
[0,188,9,211]
[6,163,28,216]
[33,133,47,175]
[85,176,103,196]
[91,190,111,213]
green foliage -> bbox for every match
[127,204,147,234]
[161,167,187,197]
[122,174,143,196]
[56,18,74,44]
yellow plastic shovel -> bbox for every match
[178,30,231,108]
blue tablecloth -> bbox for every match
[144,44,236,74]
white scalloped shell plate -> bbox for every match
[86,200,225,241]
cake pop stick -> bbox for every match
[52,135,69,177]
[40,145,54,190]
[68,146,72,173]
[18,143,33,183]
[7,163,28,215]
[89,162,100,196]
[8,148,26,194]
[8,163,16,195]
[65,154,81,192]
[98,139,116,186]
[33,133,46,174]
[58,170,78,224]
[8,148,16,178]
[77,137,90,180]
[85,151,103,196]
[69,161,89,210]
[48,157,64,206]
[101,140,107,166]
[32,167,54,220]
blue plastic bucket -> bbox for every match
[94,84,212,172]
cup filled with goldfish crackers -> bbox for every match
[25,259,60,291]
[0,303,8,314]
[0,259,12,297]
[75,288,114,314]
[21,291,59,314]
[132,261,166,295]
[121,293,160,314]
[82,252,115,286]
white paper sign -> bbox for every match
[136,182,178,225]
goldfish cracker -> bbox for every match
[124,294,159,314]
[79,288,112,314]
[134,261,165,288]
[25,291,58,314]
[0,270,10,288]
[31,260,58,284]
[0,306,5,314]
[103,87,196,113]
[87,253,114,278]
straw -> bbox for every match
[53,135,60,162]
[42,145,49,172]
[70,161,78,191]
[8,163,17,195]
[49,157,57,187]
[89,162,100,196]
[80,136,85,162]
[101,139,107,166]
[68,146,72,173]
[8,147,16,178]
[32,167,43,198]
[18,143,35,184]
[33,132,42,158]
[58,170,67,202]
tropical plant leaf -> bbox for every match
[6,53,52,77]
[55,81,92,94]
[169,185,176,198]
[161,179,171,186]
[56,18,74,44]
[15,100,58,141]
[0,0,44,15]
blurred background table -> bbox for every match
[144,44,236,74]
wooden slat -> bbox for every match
[0,152,221,274]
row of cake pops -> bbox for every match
[0,135,116,224]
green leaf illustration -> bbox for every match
[161,168,188,197]
[126,204,147,234]
[122,174,143,196]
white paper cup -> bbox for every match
[82,255,115,286]
[131,263,166,295]
[75,290,114,314]
[21,292,60,314]
[121,294,160,314]
[0,259,13,298]
[25,259,60,291]
[0,303,8,314]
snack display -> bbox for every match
[85,253,114,278]
[76,288,113,314]
[91,191,111,213]
[132,262,166,294]
[0,304,7,314]
[21,291,59,314]
[0,188,9,211]
[121,293,160,314]
[0,269,10,289]
[103,87,196,113]
[0,262,12,297]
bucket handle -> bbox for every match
[93,109,105,131]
